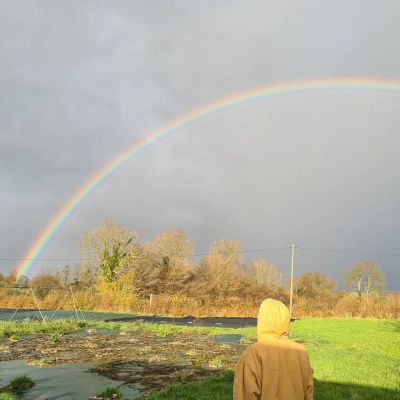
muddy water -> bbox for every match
[0,329,250,398]
[1,359,140,400]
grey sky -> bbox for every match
[1,1,400,290]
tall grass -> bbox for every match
[1,289,399,318]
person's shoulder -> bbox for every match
[255,338,307,350]
[242,342,263,356]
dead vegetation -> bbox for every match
[0,327,249,395]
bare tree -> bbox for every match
[192,239,245,299]
[143,227,194,294]
[148,227,194,267]
[248,258,282,287]
[79,220,140,282]
[210,238,244,266]
[4,269,18,286]
[291,272,336,299]
[30,274,62,300]
[344,260,385,297]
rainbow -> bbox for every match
[16,77,400,276]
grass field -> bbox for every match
[0,318,399,399]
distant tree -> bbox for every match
[4,270,18,286]
[116,245,159,297]
[210,238,244,266]
[344,260,385,297]
[30,274,62,300]
[60,265,71,287]
[144,228,194,294]
[291,272,336,299]
[72,262,99,290]
[149,227,194,266]
[152,257,193,295]
[0,273,5,287]
[192,239,245,299]
[79,220,140,282]
[248,258,282,287]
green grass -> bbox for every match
[6,374,34,391]
[48,332,61,343]
[29,358,52,366]
[96,385,122,399]
[0,319,88,338]
[290,318,400,396]
[92,320,254,338]
[145,370,234,400]
[0,394,18,400]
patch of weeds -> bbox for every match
[30,358,52,366]
[48,332,60,343]
[155,328,171,337]
[210,358,223,367]
[0,393,18,400]
[92,385,122,399]
[172,372,183,380]
[9,335,21,341]
[6,374,34,391]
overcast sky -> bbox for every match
[1,1,400,291]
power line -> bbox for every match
[1,245,400,261]
[191,246,292,257]
[0,248,292,261]
[295,247,400,257]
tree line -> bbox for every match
[0,220,397,318]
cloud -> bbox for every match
[1,1,400,291]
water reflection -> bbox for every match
[1,359,141,400]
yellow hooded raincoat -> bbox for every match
[233,299,313,400]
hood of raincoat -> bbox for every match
[257,298,290,340]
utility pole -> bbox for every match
[289,244,294,318]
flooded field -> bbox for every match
[0,308,136,323]
[0,312,254,399]
[1,359,141,399]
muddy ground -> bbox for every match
[0,319,255,397]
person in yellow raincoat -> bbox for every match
[233,298,313,400]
